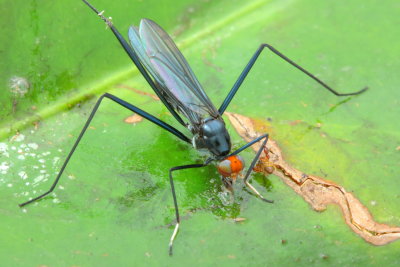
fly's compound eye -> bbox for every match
[217,155,245,177]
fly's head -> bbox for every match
[193,118,231,158]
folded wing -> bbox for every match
[128,19,219,127]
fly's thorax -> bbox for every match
[192,117,231,157]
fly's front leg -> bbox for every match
[225,134,273,203]
[242,135,273,203]
[168,162,210,256]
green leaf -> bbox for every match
[1,0,399,265]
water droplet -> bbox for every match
[9,76,30,97]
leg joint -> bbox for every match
[260,43,273,49]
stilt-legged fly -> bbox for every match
[19,0,368,255]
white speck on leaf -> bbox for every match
[18,171,28,179]
[14,134,25,142]
[28,143,39,150]
[33,175,45,184]
[0,162,10,172]
[0,143,8,151]
[53,157,60,165]
[0,143,9,157]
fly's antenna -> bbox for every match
[82,0,113,28]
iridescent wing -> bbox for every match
[128,19,220,126]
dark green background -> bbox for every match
[1,0,399,266]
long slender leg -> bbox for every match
[19,93,190,208]
[228,134,273,203]
[81,0,185,126]
[219,43,368,114]
[168,160,212,256]
[227,134,269,157]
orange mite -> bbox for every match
[217,155,245,178]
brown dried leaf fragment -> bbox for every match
[233,217,246,223]
[225,112,400,246]
[124,114,143,124]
